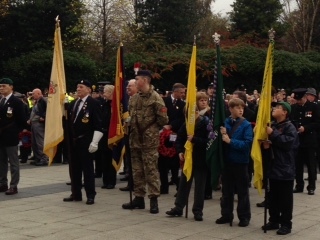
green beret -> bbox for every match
[0,78,13,85]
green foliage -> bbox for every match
[0,0,85,62]
[135,0,213,44]
[3,50,97,93]
[229,0,284,38]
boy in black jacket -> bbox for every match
[262,101,299,235]
[165,108,209,221]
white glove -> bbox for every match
[88,131,103,153]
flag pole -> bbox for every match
[262,28,276,233]
[185,35,197,219]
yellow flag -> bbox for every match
[43,20,67,165]
[251,40,274,194]
[183,44,197,181]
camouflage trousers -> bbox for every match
[131,147,160,198]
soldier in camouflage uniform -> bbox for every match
[122,70,168,214]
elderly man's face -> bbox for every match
[0,84,13,96]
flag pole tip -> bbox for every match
[193,35,196,45]
[268,29,275,41]
[212,32,221,45]
[55,15,60,27]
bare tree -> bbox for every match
[82,0,135,61]
[281,0,320,52]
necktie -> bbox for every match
[72,99,81,122]
[173,99,177,107]
[0,98,6,107]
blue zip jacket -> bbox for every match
[224,117,253,164]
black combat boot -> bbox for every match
[122,196,145,209]
[150,197,159,214]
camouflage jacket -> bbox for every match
[129,87,168,148]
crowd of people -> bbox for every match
[0,74,319,236]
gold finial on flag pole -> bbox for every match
[55,15,60,28]
[212,32,221,45]
[268,28,275,41]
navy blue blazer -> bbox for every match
[67,96,103,144]
[163,96,185,133]
[0,94,28,146]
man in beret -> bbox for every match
[290,88,320,195]
[122,70,168,213]
[63,80,103,205]
[0,78,28,195]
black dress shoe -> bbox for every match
[101,184,115,189]
[63,196,82,202]
[66,182,71,185]
[256,201,266,208]
[277,226,291,235]
[204,195,212,200]
[216,216,233,226]
[119,171,126,175]
[86,198,94,205]
[308,190,315,195]
[5,187,18,195]
[160,189,168,194]
[120,176,129,181]
[293,188,303,193]
[35,161,48,166]
[261,222,280,231]
[20,159,28,163]
[238,219,250,227]
[119,186,130,191]
[166,207,183,216]
[194,214,203,221]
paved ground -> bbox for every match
[1,163,320,240]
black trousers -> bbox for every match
[269,179,293,229]
[70,138,96,199]
[174,165,207,215]
[158,154,180,192]
[204,169,213,196]
[101,146,116,186]
[220,162,251,221]
[94,148,103,176]
[295,147,317,191]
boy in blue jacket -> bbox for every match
[216,98,253,227]
[262,101,299,235]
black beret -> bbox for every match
[292,88,307,100]
[136,70,152,78]
[0,78,13,85]
[76,80,92,88]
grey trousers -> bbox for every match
[31,122,48,162]
[0,146,19,187]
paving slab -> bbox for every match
[1,163,320,239]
